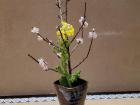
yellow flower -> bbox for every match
[57,21,74,40]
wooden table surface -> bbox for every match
[0,98,140,105]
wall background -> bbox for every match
[0,0,140,96]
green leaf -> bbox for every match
[70,70,81,83]
[55,66,66,74]
[59,76,69,87]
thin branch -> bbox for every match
[28,54,58,72]
[70,2,87,43]
[56,0,63,21]
[47,68,58,72]
[84,2,87,19]
[28,54,39,63]
[37,33,58,48]
[36,33,60,59]
[81,27,84,38]
[56,2,60,8]
[62,11,66,15]
[65,0,68,22]
[68,47,72,74]
[71,43,80,55]
[70,20,85,43]
[71,38,93,70]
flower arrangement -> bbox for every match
[28,0,97,88]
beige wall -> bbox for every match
[0,0,140,96]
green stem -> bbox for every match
[66,75,72,87]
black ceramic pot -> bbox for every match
[54,78,88,105]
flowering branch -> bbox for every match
[72,38,93,70]
[81,1,86,38]
[71,28,97,70]
[71,38,84,55]
[36,33,59,48]
[31,29,60,59]
[70,21,85,43]
[28,54,58,72]
[70,2,87,43]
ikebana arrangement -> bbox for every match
[28,0,97,105]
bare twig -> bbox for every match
[68,47,72,74]
[62,11,66,15]
[70,21,85,43]
[28,54,39,63]
[70,2,87,43]
[81,27,84,38]
[36,33,60,59]
[28,54,58,72]
[56,0,63,21]
[71,38,93,70]
[65,0,68,22]
[37,33,58,48]
[47,68,58,72]
[71,43,78,54]
[84,2,87,19]
[71,43,81,55]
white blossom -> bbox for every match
[92,28,95,32]
[88,31,97,39]
[49,40,52,45]
[56,52,62,58]
[76,37,84,44]
[38,58,48,70]
[31,27,39,33]
[79,16,88,28]
[79,16,84,24]
[37,36,43,41]
[83,21,88,28]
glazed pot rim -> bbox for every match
[54,78,88,90]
